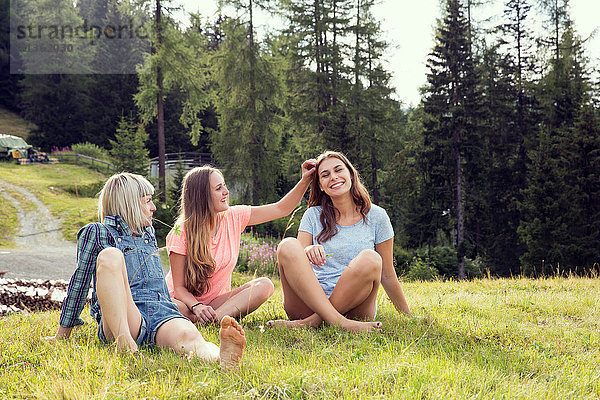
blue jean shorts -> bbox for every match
[97,293,185,346]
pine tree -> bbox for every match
[109,116,150,176]
[209,11,282,203]
[279,0,353,157]
[420,0,481,279]
[519,21,597,273]
[135,6,210,201]
[347,0,403,203]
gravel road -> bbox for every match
[0,179,77,281]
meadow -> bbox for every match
[1,275,599,399]
[0,162,105,242]
[1,162,599,399]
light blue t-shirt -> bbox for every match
[298,204,394,296]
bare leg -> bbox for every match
[273,249,382,328]
[209,277,274,321]
[96,248,142,353]
[268,238,381,333]
[155,315,245,369]
[171,278,274,324]
[270,248,382,329]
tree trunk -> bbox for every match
[155,0,166,201]
[455,139,465,280]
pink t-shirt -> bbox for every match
[165,205,252,304]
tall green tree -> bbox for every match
[518,21,598,273]
[209,6,283,203]
[135,7,209,200]
[109,116,150,176]
[420,0,481,279]
[279,0,353,157]
[347,0,403,203]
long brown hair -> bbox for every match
[308,151,371,243]
[178,166,221,296]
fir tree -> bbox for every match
[420,0,481,279]
[109,116,150,176]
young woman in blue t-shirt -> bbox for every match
[268,151,410,332]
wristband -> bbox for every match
[190,302,203,311]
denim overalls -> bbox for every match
[97,222,184,346]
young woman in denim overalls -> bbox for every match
[49,173,245,369]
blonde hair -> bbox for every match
[98,173,155,235]
[177,166,221,296]
[308,151,371,243]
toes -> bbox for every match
[220,315,232,328]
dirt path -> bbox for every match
[0,179,76,281]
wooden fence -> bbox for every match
[53,153,116,173]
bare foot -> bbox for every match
[266,319,314,329]
[219,316,246,370]
[338,319,382,333]
[266,313,321,329]
[115,335,139,354]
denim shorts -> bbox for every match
[97,292,185,346]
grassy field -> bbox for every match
[0,162,106,242]
[0,107,36,139]
[0,160,599,398]
[0,194,18,247]
[1,276,599,399]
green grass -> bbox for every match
[0,162,106,242]
[0,194,18,247]
[0,107,37,140]
[1,276,599,399]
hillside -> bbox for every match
[0,107,37,140]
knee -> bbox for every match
[253,277,275,301]
[353,249,382,278]
[96,247,125,274]
[277,237,302,260]
[179,326,203,347]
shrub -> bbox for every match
[50,146,72,154]
[71,142,111,161]
[406,257,440,281]
[417,246,458,277]
[250,204,305,239]
[393,246,412,276]
[62,181,104,198]
[152,201,178,247]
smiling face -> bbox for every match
[209,171,229,213]
[140,194,156,227]
[318,156,353,198]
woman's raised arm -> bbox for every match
[247,159,316,226]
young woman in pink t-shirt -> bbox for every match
[166,160,316,324]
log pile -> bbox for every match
[0,278,76,316]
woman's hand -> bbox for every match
[192,304,218,324]
[43,326,73,341]
[304,244,326,267]
[301,159,317,183]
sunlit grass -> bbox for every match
[1,276,599,399]
[0,194,18,247]
[0,163,105,242]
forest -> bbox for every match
[1,0,599,279]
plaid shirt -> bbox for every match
[58,215,156,328]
